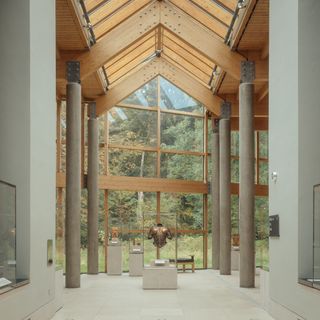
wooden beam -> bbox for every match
[231,117,268,131]
[66,0,90,48]
[231,183,268,197]
[57,172,268,196]
[168,0,228,38]
[96,59,160,115]
[57,2,160,80]
[223,94,268,117]
[96,58,268,118]
[160,2,268,82]
[57,173,208,193]
[261,41,269,60]
[93,0,151,40]
[161,53,211,88]
[257,83,269,102]
[229,0,257,49]
[158,59,222,115]
[163,36,213,76]
[108,45,155,84]
[106,35,155,77]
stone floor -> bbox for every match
[51,270,274,320]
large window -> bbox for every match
[107,77,206,182]
[56,76,269,273]
[105,77,208,269]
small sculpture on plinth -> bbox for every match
[110,227,119,244]
[147,223,173,248]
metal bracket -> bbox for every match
[66,61,80,83]
[220,102,232,120]
[88,102,97,119]
[240,61,255,83]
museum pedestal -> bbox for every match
[231,247,240,271]
[107,243,122,275]
[129,252,143,276]
[143,265,177,289]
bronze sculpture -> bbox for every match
[147,223,173,248]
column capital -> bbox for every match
[66,61,80,83]
[240,61,255,83]
[88,102,97,119]
[212,117,219,133]
[220,101,232,120]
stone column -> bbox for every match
[87,102,99,274]
[239,61,255,288]
[219,102,231,275]
[211,118,220,270]
[65,61,81,288]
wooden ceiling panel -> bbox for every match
[56,0,88,50]
[162,47,210,86]
[89,0,129,26]
[85,0,104,13]
[82,73,107,98]
[218,73,268,95]
[168,0,228,39]
[57,72,104,99]
[237,0,269,51]
[106,36,156,77]
[163,35,212,76]
[163,28,215,70]
[190,0,233,25]
[93,0,151,40]
[108,46,156,85]
[217,73,238,94]
[217,0,238,12]
[105,29,156,69]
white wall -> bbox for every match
[269,1,320,319]
[0,0,57,319]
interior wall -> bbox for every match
[269,1,320,319]
[0,0,57,319]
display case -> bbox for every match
[313,184,320,289]
[0,180,17,293]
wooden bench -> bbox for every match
[176,255,195,273]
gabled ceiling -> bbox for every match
[56,0,269,118]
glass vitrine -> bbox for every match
[0,181,16,293]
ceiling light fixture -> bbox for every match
[237,0,247,9]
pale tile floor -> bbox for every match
[52,270,274,320]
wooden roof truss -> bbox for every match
[56,0,269,117]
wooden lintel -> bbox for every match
[231,117,268,131]
[56,172,268,196]
[231,183,268,197]
[223,94,268,117]
[96,59,160,115]
[257,83,269,102]
[261,41,269,60]
[96,58,268,118]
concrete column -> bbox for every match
[239,61,255,288]
[211,118,220,270]
[65,61,81,288]
[219,102,231,275]
[87,102,99,274]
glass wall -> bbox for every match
[55,77,269,273]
